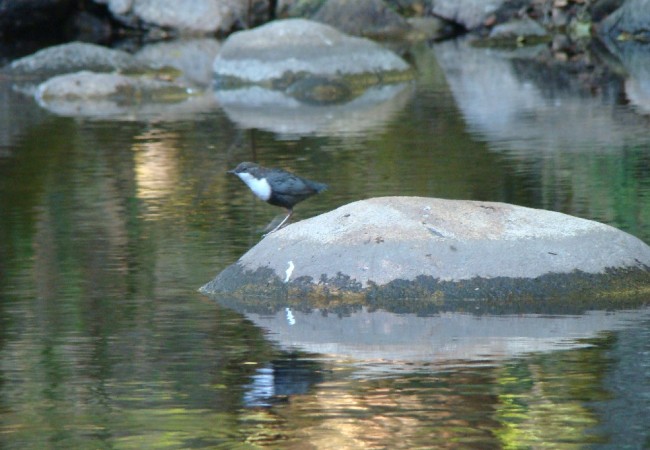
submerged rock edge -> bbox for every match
[199,262,650,312]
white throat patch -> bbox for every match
[237,172,271,201]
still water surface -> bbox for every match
[1,39,650,448]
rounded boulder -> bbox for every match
[201,197,650,309]
[212,18,412,86]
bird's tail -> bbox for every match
[312,181,328,193]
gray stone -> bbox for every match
[407,16,449,41]
[596,34,650,114]
[597,0,650,114]
[600,0,650,39]
[101,0,133,15]
[136,38,221,87]
[133,0,245,33]
[312,0,414,39]
[35,70,192,101]
[2,42,143,82]
[489,18,548,40]
[201,197,650,304]
[276,0,325,18]
[432,0,506,30]
[95,0,246,33]
[212,18,411,84]
[3,40,221,119]
[34,71,216,120]
[590,0,625,23]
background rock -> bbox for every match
[35,70,192,101]
[432,0,506,30]
[600,0,650,40]
[133,0,245,33]
[488,17,548,41]
[2,42,144,82]
[94,0,249,34]
[212,18,411,85]
[276,0,326,18]
[34,71,217,120]
[590,0,625,22]
[312,0,415,39]
[136,38,221,86]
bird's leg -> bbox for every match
[264,208,293,236]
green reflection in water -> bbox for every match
[241,338,615,449]
[2,38,650,449]
[0,299,279,449]
[493,340,613,449]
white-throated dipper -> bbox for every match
[228,161,328,234]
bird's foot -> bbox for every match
[262,210,293,237]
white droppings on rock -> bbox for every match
[284,260,295,283]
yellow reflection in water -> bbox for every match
[246,343,613,449]
[134,130,179,208]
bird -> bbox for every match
[228,161,328,234]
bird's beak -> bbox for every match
[227,169,235,174]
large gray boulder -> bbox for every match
[212,18,412,86]
[201,197,650,307]
[212,18,414,135]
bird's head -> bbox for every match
[228,161,260,176]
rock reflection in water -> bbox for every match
[230,305,650,367]
[232,306,649,448]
